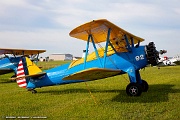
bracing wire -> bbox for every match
[84,82,98,105]
[97,43,119,69]
[97,43,130,83]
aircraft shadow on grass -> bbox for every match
[0,80,14,84]
[38,84,180,103]
[112,84,180,103]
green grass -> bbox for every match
[0,62,180,120]
[37,60,71,70]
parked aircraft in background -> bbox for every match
[158,55,180,66]
[0,48,45,78]
[12,19,166,96]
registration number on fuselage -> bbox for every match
[135,54,144,61]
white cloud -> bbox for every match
[0,0,179,57]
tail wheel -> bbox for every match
[11,74,16,78]
[10,75,16,82]
[141,80,149,92]
[31,89,37,94]
[126,83,142,96]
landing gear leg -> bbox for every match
[126,68,148,96]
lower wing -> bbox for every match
[63,68,122,81]
[0,69,14,75]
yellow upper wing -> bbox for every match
[68,19,144,68]
[69,19,144,44]
[0,48,46,55]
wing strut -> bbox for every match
[103,28,111,67]
[131,37,134,48]
[83,28,116,69]
[124,34,132,52]
[83,34,103,69]
[90,35,103,67]
[83,35,90,69]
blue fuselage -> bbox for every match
[27,46,148,89]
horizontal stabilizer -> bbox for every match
[11,72,46,80]
[63,68,121,81]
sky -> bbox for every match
[0,0,179,57]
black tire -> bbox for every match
[141,80,149,92]
[32,90,37,94]
[126,83,142,96]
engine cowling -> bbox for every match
[145,42,160,66]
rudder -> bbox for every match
[16,57,42,88]
[16,59,27,88]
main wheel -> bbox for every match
[141,80,149,92]
[126,83,142,96]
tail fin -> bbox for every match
[16,57,42,88]
[24,57,42,75]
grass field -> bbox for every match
[0,61,180,120]
[37,60,71,70]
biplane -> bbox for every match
[12,19,166,96]
[158,55,180,66]
[0,48,45,78]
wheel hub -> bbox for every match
[129,86,138,95]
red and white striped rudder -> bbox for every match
[16,59,27,88]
